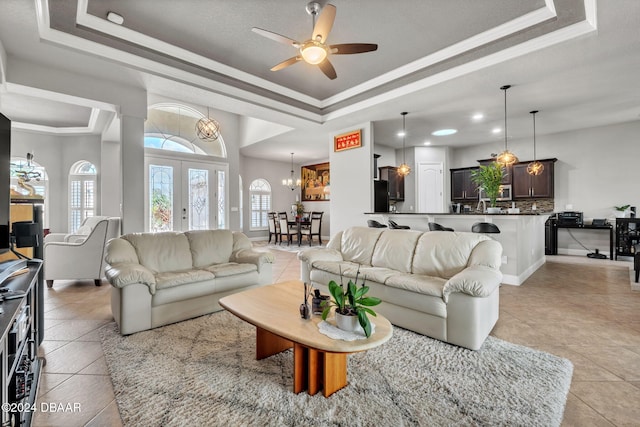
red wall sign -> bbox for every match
[334,129,362,152]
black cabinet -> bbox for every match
[512,159,555,199]
[0,261,43,427]
[615,218,640,259]
[379,166,404,201]
[451,167,479,201]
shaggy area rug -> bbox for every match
[100,311,572,427]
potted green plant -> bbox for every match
[470,162,506,213]
[614,204,630,218]
[321,269,381,338]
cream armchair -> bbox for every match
[43,217,121,288]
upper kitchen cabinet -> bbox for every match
[379,166,405,201]
[451,167,479,201]
[512,159,556,199]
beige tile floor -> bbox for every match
[31,246,640,426]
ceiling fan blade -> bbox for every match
[271,56,301,71]
[330,43,378,55]
[312,4,336,43]
[252,27,299,48]
[318,59,337,80]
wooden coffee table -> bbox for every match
[219,280,393,397]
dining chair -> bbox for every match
[267,212,279,243]
[278,212,297,245]
[300,211,323,246]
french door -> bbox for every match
[145,156,227,232]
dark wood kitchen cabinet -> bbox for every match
[451,167,479,201]
[378,166,404,201]
[512,159,556,199]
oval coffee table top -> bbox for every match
[219,280,393,353]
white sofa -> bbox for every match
[43,216,121,288]
[105,229,274,334]
[298,226,503,350]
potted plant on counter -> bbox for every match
[614,204,630,218]
[321,269,381,338]
[471,162,506,213]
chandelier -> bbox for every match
[195,107,220,141]
[527,110,544,175]
[495,85,519,166]
[282,152,301,191]
[397,112,411,176]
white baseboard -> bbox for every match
[501,257,546,286]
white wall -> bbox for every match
[330,122,374,234]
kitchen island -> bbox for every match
[366,212,551,285]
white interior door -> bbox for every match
[417,162,444,213]
[145,156,227,232]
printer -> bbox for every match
[556,211,583,226]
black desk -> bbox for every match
[556,223,614,259]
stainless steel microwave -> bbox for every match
[479,184,512,201]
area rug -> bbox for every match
[100,311,573,426]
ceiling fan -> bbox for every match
[252,2,378,80]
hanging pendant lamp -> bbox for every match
[195,107,221,141]
[527,110,544,176]
[282,152,302,191]
[495,85,519,166]
[397,112,411,176]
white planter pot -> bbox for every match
[486,207,501,214]
[614,210,628,218]
[335,311,360,333]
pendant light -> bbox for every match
[397,112,411,176]
[527,110,544,175]
[282,152,302,191]
[495,85,519,166]
[195,107,221,141]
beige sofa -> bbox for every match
[298,226,503,350]
[105,229,274,334]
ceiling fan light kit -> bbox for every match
[496,85,519,166]
[252,2,377,80]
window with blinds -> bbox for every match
[249,179,271,230]
[69,161,97,232]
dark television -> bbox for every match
[0,113,10,254]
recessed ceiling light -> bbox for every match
[431,129,457,136]
[492,127,501,134]
[107,11,124,25]
[397,131,406,137]
[423,141,431,146]
[472,113,484,121]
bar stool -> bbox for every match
[367,220,387,228]
[471,222,500,234]
[428,222,454,232]
[388,220,410,229]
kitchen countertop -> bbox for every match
[365,212,551,216]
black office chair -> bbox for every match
[428,222,454,232]
[388,220,410,229]
[471,222,500,234]
[367,220,387,228]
